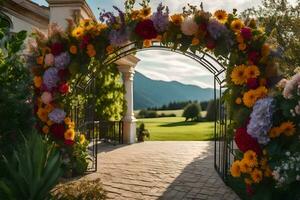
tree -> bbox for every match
[182,103,201,121]
[241,0,300,76]
[206,99,218,121]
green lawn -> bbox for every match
[138,117,214,141]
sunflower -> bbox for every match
[231,19,244,32]
[64,129,75,141]
[47,120,54,126]
[251,168,263,183]
[45,104,54,113]
[171,14,184,26]
[245,65,260,79]
[131,10,140,20]
[243,150,258,167]
[231,65,247,85]
[139,7,151,19]
[280,121,296,136]
[86,44,96,57]
[80,19,94,31]
[255,86,268,98]
[269,127,281,138]
[143,40,152,48]
[243,90,257,107]
[230,160,241,177]
[214,10,228,24]
[34,76,42,88]
[240,159,252,173]
[72,27,84,38]
[37,108,48,122]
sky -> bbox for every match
[32,0,296,88]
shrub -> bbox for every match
[52,178,107,200]
[137,110,158,118]
[182,103,201,121]
[0,133,63,200]
[206,99,219,121]
[136,123,150,142]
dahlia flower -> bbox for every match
[181,16,198,36]
[48,108,66,124]
[135,19,158,40]
[43,67,59,90]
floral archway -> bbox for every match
[29,0,299,198]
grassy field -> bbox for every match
[138,117,214,141]
[135,109,207,117]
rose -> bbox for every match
[51,43,64,56]
[241,27,252,40]
[50,124,66,140]
[41,91,52,104]
[248,51,260,64]
[135,19,158,40]
[64,139,75,146]
[206,38,216,50]
[181,16,199,36]
[59,83,69,94]
[234,127,261,155]
[247,78,259,89]
[44,53,54,66]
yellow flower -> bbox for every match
[69,45,77,54]
[131,10,140,20]
[214,10,228,24]
[231,160,241,177]
[45,104,54,113]
[192,38,200,46]
[269,127,281,138]
[236,34,244,43]
[36,56,44,65]
[68,122,75,129]
[171,14,184,26]
[251,168,263,183]
[280,121,296,136]
[106,45,114,54]
[255,86,268,99]
[240,159,252,173]
[64,129,75,141]
[261,44,270,57]
[72,27,84,38]
[143,40,152,48]
[243,90,257,108]
[139,7,151,18]
[259,78,267,86]
[37,108,48,122]
[42,125,49,134]
[34,76,42,88]
[245,65,260,79]
[231,65,247,85]
[47,120,54,126]
[79,134,86,144]
[238,43,246,51]
[64,117,72,125]
[243,150,258,167]
[235,97,242,105]
[231,19,244,32]
[80,19,94,31]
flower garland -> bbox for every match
[28,1,299,190]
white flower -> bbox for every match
[41,92,52,104]
[297,175,300,181]
[286,151,291,156]
[180,16,198,36]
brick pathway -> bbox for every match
[86,141,240,200]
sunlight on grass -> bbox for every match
[138,117,214,141]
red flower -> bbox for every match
[247,78,259,89]
[199,23,208,32]
[64,139,75,146]
[58,69,70,80]
[241,27,252,40]
[248,51,260,64]
[206,39,216,50]
[135,19,158,40]
[59,83,69,94]
[80,35,91,49]
[51,43,64,56]
[50,124,66,140]
[234,127,261,155]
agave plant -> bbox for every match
[0,133,63,200]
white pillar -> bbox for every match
[118,65,137,144]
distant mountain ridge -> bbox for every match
[133,72,215,110]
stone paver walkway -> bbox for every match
[86,141,240,200]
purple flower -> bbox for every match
[48,108,66,124]
[207,19,227,40]
[151,3,169,33]
[247,97,275,145]
[54,52,70,70]
[43,67,59,90]
[109,28,129,47]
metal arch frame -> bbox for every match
[73,41,233,180]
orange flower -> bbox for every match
[64,129,75,141]
[192,38,200,46]
[280,121,296,136]
[231,65,247,85]
[143,40,152,48]
[230,160,241,177]
[36,56,44,65]
[69,45,77,54]
[86,44,96,57]
[37,108,48,122]
[235,97,242,105]
[171,14,184,25]
[214,10,228,24]
[33,76,42,88]
[255,86,268,98]
[42,125,49,134]
[231,19,244,32]
[269,127,281,138]
[261,44,270,57]
[251,168,263,183]
[236,34,244,43]
[238,43,246,51]
[106,45,114,54]
[47,120,54,126]
[245,65,260,79]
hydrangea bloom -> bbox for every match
[207,19,227,40]
[54,52,70,70]
[48,108,66,124]
[151,3,169,33]
[109,28,130,47]
[247,97,275,144]
[283,73,300,99]
[43,67,59,90]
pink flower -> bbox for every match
[241,27,252,40]
[44,53,54,66]
[41,91,52,104]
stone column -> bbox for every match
[118,65,137,144]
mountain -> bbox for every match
[133,72,215,110]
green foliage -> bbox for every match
[136,122,150,142]
[241,0,300,76]
[0,133,63,200]
[52,178,106,200]
[206,99,219,122]
[0,16,33,155]
[182,103,202,121]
